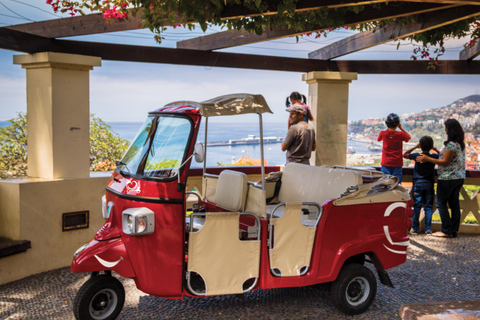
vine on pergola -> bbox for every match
[47,1,480,68]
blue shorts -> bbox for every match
[381,166,403,183]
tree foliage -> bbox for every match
[0,113,27,178]
[90,115,130,171]
[0,113,129,178]
[48,0,480,66]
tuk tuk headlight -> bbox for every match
[122,207,155,236]
[127,215,134,233]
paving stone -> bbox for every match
[0,234,479,319]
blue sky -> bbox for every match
[1,0,479,123]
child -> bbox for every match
[286,92,314,128]
[377,113,411,183]
[403,136,440,234]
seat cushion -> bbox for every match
[215,170,248,211]
[278,163,362,205]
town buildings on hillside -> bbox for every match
[349,95,480,169]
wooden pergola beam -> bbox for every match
[309,5,480,59]
[177,3,455,50]
[4,0,392,39]
[459,41,480,60]
[401,0,480,4]
[6,11,146,39]
[1,29,478,74]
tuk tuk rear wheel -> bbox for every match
[74,274,125,320]
[330,263,377,315]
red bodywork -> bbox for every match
[71,104,409,299]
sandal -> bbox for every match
[432,232,452,238]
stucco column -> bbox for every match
[14,52,101,179]
[302,71,357,166]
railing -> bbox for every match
[402,167,480,234]
[185,165,480,234]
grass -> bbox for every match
[431,212,478,224]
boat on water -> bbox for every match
[368,145,382,152]
[347,147,356,154]
[208,135,284,147]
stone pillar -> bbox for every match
[14,52,101,179]
[302,71,357,166]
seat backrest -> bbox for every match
[215,170,248,211]
[277,163,362,205]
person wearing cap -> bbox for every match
[281,104,316,164]
[286,92,314,128]
[377,113,411,183]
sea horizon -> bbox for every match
[0,120,382,167]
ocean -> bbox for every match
[1,120,381,167]
[108,120,381,168]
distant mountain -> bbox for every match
[452,94,480,104]
[406,94,480,121]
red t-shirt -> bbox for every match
[377,130,411,167]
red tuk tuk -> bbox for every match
[71,94,411,319]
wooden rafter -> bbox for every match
[309,5,480,59]
[400,0,480,4]
[6,11,148,39]
[2,29,479,74]
[459,41,480,60]
[177,3,456,50]
[4,0,392,39]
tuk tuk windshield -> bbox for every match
[118,115,192,179]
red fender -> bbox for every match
[71,238,136,278]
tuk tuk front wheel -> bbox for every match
[74,274,125,320]
[330,263,377,315]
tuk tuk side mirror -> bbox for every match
[194,143,205,163]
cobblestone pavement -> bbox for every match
[1,234,480,320]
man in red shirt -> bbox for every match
[377,113,411,183]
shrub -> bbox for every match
[89,115,129,171]
[0,113,27,178]
[0,113,129,178]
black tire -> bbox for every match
[73,275,125,320]
[330,263,377,315]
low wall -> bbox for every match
[0,174,110,285]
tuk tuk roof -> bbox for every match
[163,93,273,117]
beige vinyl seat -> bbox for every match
[190,170,248,230]
[187,170,260,296]
[268,163,363,277]
[215,170,248,211]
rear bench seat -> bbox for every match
[276,163,363,206]
[267,163,363,277]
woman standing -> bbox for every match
[286,92,314,128]
[417,119,466,238]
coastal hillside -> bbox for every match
[454,94,480,104]
[350,94,480,132]
[348,94,480,168]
